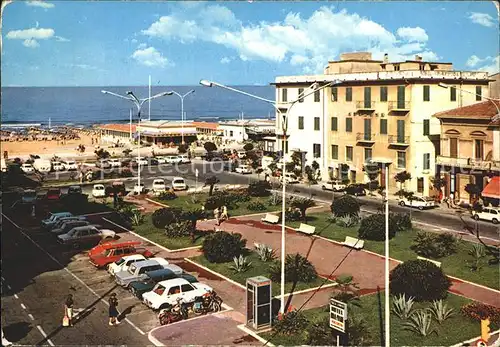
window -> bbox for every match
[450,138,458,158]
[331,87,338,102]
[475,139,484,160]
[397,86,405,109]
[450,86,457,101]
[397,151,406,168]
[114,249,123,256]
[397,120,405,143]
[298,88,304,103]
[380,119,388,134]
[346,87,352,102]
[331,117,338,131]
[168,286,181,295]
[298,116,304,130]
[331,145,338,160]
[229,130,233,137]
[364,119,372,140]
[346,118,353,132]
[314,90,320,102]
[346,146,353,161]
[423,85,430,101]
[313,144,321,158]
[181,284,194,292]
[282,88,288,102]
[423,119,430,136]
[314,117,320,131]
[364,148,372,162]
[380,86,388,102]
[364,87,372,108]
[423,153,430,170]
[394,64,400,71]
[476,86,482,101]
[417,178,424,193]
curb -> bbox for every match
[449,329,500,347]
[237,324,275,347]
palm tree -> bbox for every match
[181,209,206,243]
[203,175,219,196]
[291,197,316,222]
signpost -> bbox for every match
[330,298,347,347]
[195,168,199,192]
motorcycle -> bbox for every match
[192,290,223,315]
[158,298,189,325]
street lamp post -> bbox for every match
[101,89,173,190]
[200,79,341,314]
[170,90,195,144]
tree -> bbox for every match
[363,163,380,195]
[291,197,316,222]
[331,195,360,217]
[122,149,132,157]
[202,231,247,263]
[177,143,188,154]
[243,143,254,152]
[94,148,110,159]
[204,141,217,153]
[203,175,219,196]
[394,171,412,197]
[465,183,481,203]
[358,213,397,241]
[181,209,206,243]
[431,176,447,190]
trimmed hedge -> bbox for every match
[202,231,247,263]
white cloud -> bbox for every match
[220,57,231,64]
[131,38,138,44]
[467,55,500,74]
[131,46,172,68]
[141,4,439,73]
[55,36,70,42]
[137,43,147,49]
[468,12,495,27]
[466,55,483,67]
[6,27,54,40]
[22,38,40,48]
[26,1,54,9]
[479,56,500,74]
[396,27,428,42]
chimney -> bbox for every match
[383,53,389,63]
[415,55,422,61]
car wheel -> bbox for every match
[418,206,424,211]
[399,201,405,206]
[493,218,499,224]
[321,185,326,190]
[473,214,480,220]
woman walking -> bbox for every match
[64,294,74,327]
[108,293,120,326]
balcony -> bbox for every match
[437,156,500,171]
[388,101,410,113]
[355,100,376,111]
[388,135,410,146]
[356,132,376,144]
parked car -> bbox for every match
[105,181,126,197]
[51,161,65,172]
[283,172,299,184]
[107,254,148,275]
[171,177,187,191]
[142,278,213,310]
[156,156,167,164]
[178,154,190,164]
[48,216,87,232]
[136,157,148,166]
[166,156,182,164]
[21,163,35,174]
[89,241,153,268]
[398,196,435,210]
[50,219,90,235]
[321,180,347,192]
[473,207,500,224]
[237,151,246,158]
[345,184,367,196]
[114,258,173,288]
[41,212,73,229]
[107,159,122,168]
[152,179,167,193]
[133,183,146,194]
[129,268,198,299]
[33,159,52,173]
[67,185,82,195]
[62,160,78,171]
[21,189,38,203]
[96,160,112,169]
[235,164,252,174]
[46,188,62,201]
[92,184,106,198]
[148,158,159,166]
[57,226,116,249]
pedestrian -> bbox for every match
[63,294,74,327]
[221,205,228,223]
[214,207,220,226]
[108,293,120,326]
[449,192,455,207]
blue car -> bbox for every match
[41,212,73,229]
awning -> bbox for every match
[482,176,500,199]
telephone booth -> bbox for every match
[246,276,272,331]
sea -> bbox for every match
[0,85,276,128]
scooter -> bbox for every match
[192,290,223,315]
[158,298,189,325]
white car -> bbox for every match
[134,183,146,194]
[137,157,148,166]
[235,164,252,174]
[62,160,78,171]
[142,278,213,310]
[171,177,187,191]
[283,172,299,184]
[178,154,190,164]
[108,254,148,276]
[237,151,246,158]
[166,155,182,164]
[156,156,167,164]
[92,184,106,198]
[152,179,167,193]
[321,180,347,192]
[398,196,435,210]
[473,207,499,224]
[21,164,35,174]
[108,159,122,168]
[51,161,65,171]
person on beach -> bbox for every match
[64,294,74,327]
[108,293,120,326]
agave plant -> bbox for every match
[392,293,415,320]
[428,300,454,324]
[131,210,145,226]
[229,255,252,273]
[468,243,486,271]
[335,215,359,228]
[404,310,437,337]
[254,243,276,262]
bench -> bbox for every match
[417,256,442,268]
[295,223,316,235]
[261,213,279,224]
[342,236,364,250]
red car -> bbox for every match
[46,188,62,201]
[88,240,153,268]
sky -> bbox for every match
[1,0,499,87]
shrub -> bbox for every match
[358,214,396,241]
[158,191,177,201]
[119,169,133,178]
[203,141,217,152]
[229,255,252,273]
[243,143,254,152]
[204,191,234,210]
[390,213,412,232]
[468,243,486,271]
[404,310,436,337]
[165,220,193,238]
[268,192,282,206]
[273,310,308,336]
[151,207,182,229]
[247,200,267,211]
[390,260,452,302]
[131,211,145,226]
[285,208,301,222]
[335,215,359,228]
[410,232,458,258]
[428,299,454,324]
[269,253,317,283]
[202,231,247,263]
[460,302,500,323]
[392,294,415,320]
[331,195,360,217]
[247,180,271,197]
[290,197,316,222]
[254,243,276,262]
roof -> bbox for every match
[482,176,500,199]
[191,121,219,130]
[433,100,500,123]
[98,123,136,132]
[158,277,189,286]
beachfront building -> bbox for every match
[434,100,500,205]
[274,52,492,196]
[98,124,136,144]
[489,73,500,99]
[219,119,275,143]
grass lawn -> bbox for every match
[262,293,494,346]
[192,252,331,297]
[288,212,500,290]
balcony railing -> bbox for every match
[388,135,410,145]
[356,132,376,142]
[355,101,376,110]
[437,156,500,171]
[388,101,410,111]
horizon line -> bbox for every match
[2,84,272,88]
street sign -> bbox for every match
[330,298,347,333]
[195,168,199,178]
[476,338,487,347]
